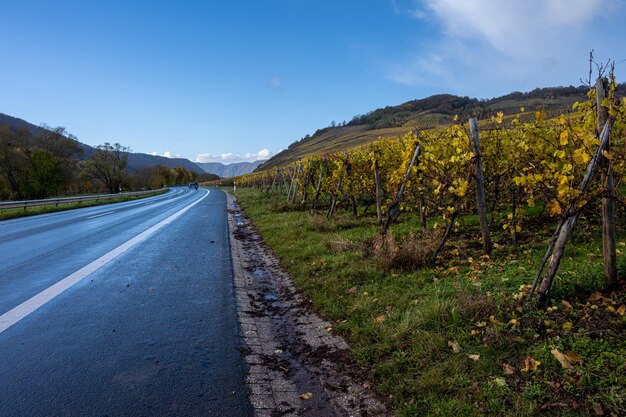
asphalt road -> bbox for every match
[0,188,253,417]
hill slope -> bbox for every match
[0,113,205,174]
[258,84,626,170]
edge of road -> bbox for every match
[225,190,389,417]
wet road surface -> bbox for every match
[0,188,253,417]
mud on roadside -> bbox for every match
[226,193,389,417]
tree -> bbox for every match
[83,142,129,193]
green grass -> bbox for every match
[0,189,168,221]
[232,188,626,416]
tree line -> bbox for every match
[0,125,215,200]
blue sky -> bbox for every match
[1,0,624,163]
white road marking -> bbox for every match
[86,210,115,219]
[0,190,210,334]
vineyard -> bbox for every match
[230,76,626,306]
[220,74,626,415]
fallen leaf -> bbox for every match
[470,329,481,336]
[508,318,519,326]
[522,356,541,372]
[617,305,626,316]
[589,292,604,302]
[551,349,574,369]
[300,392,313,400]
[275,349,283,354]
[448,341,462,353]
[324,326,333,332]
[476,321,487,327]
[562,300,573,312]
[502,363,516,375]
[593,403,604,415]
[347,287,357,294]
[362,382,371,389]
[374,315,386,324]
[562,322,573,331]
[493,377,507,387]
[490,315,504,325]
[564,351,583,365]
[468,354,480,361]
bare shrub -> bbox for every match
[309,214,359,232]
[364,229,443,272]
[457,291,495,323]
[323,234,358,254]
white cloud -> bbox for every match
[194,148,273,164]
[418,0,607,56]
[150,150,180,158]
[387,0,623,94]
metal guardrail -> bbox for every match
[0,188,169,210]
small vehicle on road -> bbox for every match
[188,182,199,190]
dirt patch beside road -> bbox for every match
[226,193,389,417]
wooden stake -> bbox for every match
[537,119,613,305]
[597,77,618,289]
[469,118,493,255]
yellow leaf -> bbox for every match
[522,356,541,372]
[572,148,591,165]
[617,305,625,316]
[300,392,314,400]
[374,315,386,324]
[562,322,573,331]
[468,354,480,361]
[559,130,569,146]
[548,200,562,216]
[476,321,487,327]
[551,349,573,369]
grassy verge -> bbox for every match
[231,188,625,416]
[0,189,168,221]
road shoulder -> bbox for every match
[226,192,389,417]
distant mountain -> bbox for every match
[0,113,205,174]
[196,160,266,178]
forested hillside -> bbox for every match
[0,118,216,200]
[0,113,206,174]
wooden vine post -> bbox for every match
[373,158,384,225]
[310,157,325,212]
[597,77,618,289]
[535,119,613,305]
[327,159,344,220]
[469,118,493,255]
[380,141,421,235]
